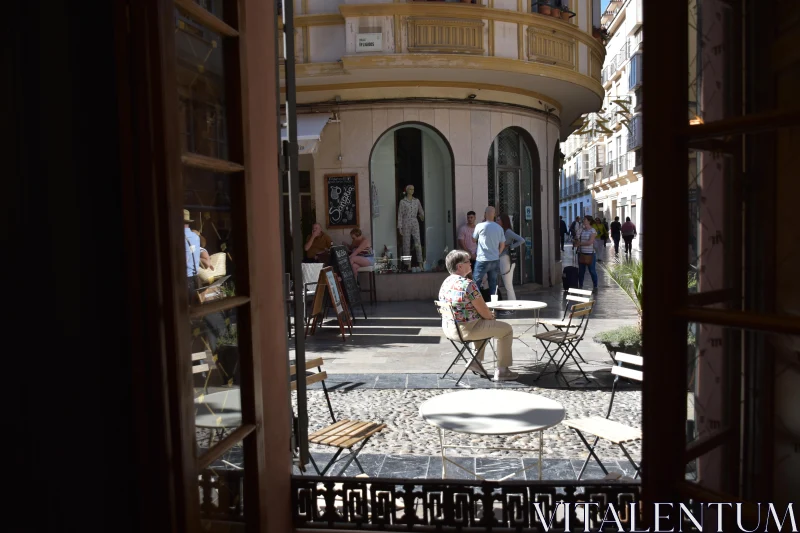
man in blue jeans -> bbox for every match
[472,206,505,297]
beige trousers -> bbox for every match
[443,318,513,368]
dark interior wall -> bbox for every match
[7,1,140,530]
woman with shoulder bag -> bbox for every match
[577,215,599,291]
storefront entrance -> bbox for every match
[488,127,542,285]
[369,123,454,272]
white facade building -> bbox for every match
[280,0,608,298]
[559,0,643,249]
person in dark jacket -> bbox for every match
[559,216,568,252]
[610,216,622,256]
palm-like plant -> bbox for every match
[604,258,643,324]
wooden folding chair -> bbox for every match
[434,301,491,386]
[533,301,594,386]
[562,352,642,479]
[291,358,386,476]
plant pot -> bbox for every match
[461,0,473,3]
[593,28,601,39]
[551,7,562,17]
[561,10,572,20]
[539,5,551,15]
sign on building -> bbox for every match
[357,33,382,52]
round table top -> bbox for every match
[419,390,565,435]
[486,299,547,311]
[195,389,242,429]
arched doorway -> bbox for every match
[369,123,455,272]
[487,127,542,284]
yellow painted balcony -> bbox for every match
[281,2,606,131]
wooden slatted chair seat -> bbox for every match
[292,357,386,476]
[561,352,643,480]
[309,419,386,449]
[534,330,580,342]
[562,416,641,444]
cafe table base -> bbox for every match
[436,427,545,481]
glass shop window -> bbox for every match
[369,125,455,273]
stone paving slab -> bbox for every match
[287,452,637,481]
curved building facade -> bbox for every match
[281,0,606,297]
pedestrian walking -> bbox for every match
[576,216,598,291]
[592,216,607,262]
[559,216,568,252]
[602,217,610,248]
[621,216,637,255]
[570,217,582,257]
[610,216,622,256]
[471,206,505,298]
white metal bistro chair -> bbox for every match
[533,300,594,386]
[562,352,643,480]
[537,287,594,363]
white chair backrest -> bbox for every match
[301,262,324,286]
[566,294,592,304]
[434,300,456,321]
[568,288,593,297]
[192,351,210,374]
[611,352,643,382]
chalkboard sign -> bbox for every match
[307,266,352,341]
[325,173,359,229]
[329,245,367,320]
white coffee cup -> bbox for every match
[490,294,499,303]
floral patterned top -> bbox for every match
[438,274,482,323]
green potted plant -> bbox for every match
[594,258,643,354]
[594,259,699,358]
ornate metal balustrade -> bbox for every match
[407,17,485,54]
[292,475,643,531]
[527,27,576,70]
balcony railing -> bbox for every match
[617,154,628,174]
[627,115,643,151]
[602,160,616,180]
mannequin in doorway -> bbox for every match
[397,185,425,269]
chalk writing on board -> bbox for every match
[325,174,359,228]
[330,245,361,310]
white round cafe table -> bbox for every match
[195,389,242,429]
[419,389,565,480]
[486,299,548,353]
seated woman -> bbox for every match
[438,249,518,382]
[347,228,374,276]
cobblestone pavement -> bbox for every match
[298,387,641,461]
[283,245,643,476]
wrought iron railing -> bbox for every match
[292,476,643,531]
[603,160,616,180]
[617,154,628,174]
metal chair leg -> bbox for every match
[572,429,609,480]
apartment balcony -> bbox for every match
[282,2,606,131]
[588,144,605,170]
[602,160,616,180]
[617,154,628,174]
[627,115,643,151]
